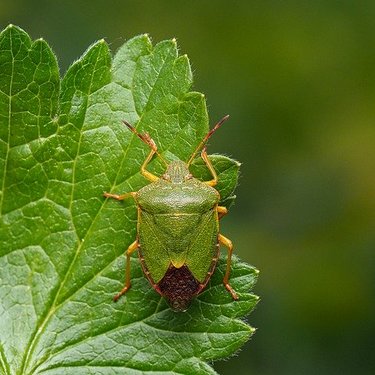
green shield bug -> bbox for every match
[104,116,239,311]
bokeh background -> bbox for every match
[2,1,374,374]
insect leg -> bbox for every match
[113,239,139,302]
[122,120,159,182]
[218,233,239,300]
[217,205,228,219]
[201,146,218,187]
[141,146,159,182]
[103,191,136,200]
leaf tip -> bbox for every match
[1,24,31,49]
[4,23,23,33]
[140,33,151,44]
[2,23,17,35]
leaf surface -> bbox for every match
[0,25,258,375]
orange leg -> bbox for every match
[103,191,136,200]
[201,146,218,187]
[217,205,228,219]
[113,239,139,302]
[140,146,159,182]
[218,233,239,300]
[105,189,140,302]
[122,120,159,182]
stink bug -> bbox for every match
[104,116,239,311]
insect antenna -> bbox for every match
[187,115,229,166]
[122,120,168,167]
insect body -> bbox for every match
[104,116,238,311]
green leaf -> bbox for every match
[0,25,258,375]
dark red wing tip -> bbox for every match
[157,265,200,312]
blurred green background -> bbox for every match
[2,1,374,374]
